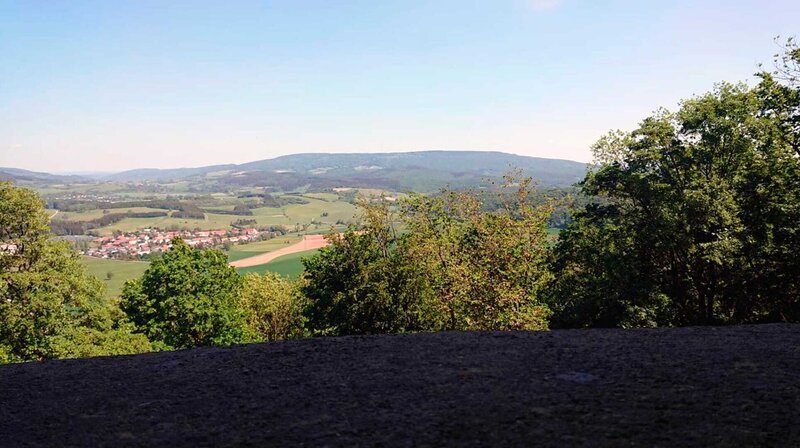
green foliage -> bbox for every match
[1,182,149,363]
[301,225,439,336]
[400,175,553,331]
[49,299,153,359]
[301,176,553,335]
[240,273,307,341]
[548,43,800,327]
[120,238,249,349]
[235,249,319,277]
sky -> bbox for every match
[1,1,798,172]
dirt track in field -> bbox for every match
[2,324,799,447]
[229,234,329,268]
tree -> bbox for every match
[400,174,553,331]
[49,299,153,359]
[120,238,249,349]
[240,273,307,342]
[302,196,442,336]
[1,182,149,363]
[301,176,554,335]
[547,42,800,327]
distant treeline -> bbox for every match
[47,199,205,222]
[233,193,309,208]
[48,199,184,212]
[205,204,254,216]
[51,211,169,235]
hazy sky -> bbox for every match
[1,1,798,172]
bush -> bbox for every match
[240,273,307,342]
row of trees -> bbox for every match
[2,41,799,363]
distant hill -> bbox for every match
[106,151,588,191]
[0,167,89,183]
[104,164,236,182]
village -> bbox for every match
[84,227,264,259]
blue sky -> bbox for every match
[1,1,798,172]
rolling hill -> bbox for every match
[105,151,589,191]
[0,167,89,183]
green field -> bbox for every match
[81,256,149,298]
[236,249,320,278]
[225,236,303,262]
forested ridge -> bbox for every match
[1,41,799,363]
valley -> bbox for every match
[7,151,583,296]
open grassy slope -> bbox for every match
[81,256,149,298]
[235,249,319,277]
[225,236,303,262]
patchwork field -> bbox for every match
[225,235,304,262]
[57,207,172,222]
[235,249,320,278]
[80,236,317,296]
[230,234,329,267]
[75,195,359,236]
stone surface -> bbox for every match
[2,324,799,447]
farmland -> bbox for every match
[235,249,320,278]
[47,183,377,295]
[225,235,304,262]
[47,191,362,236]
[80,236,318,296]
[81,256,149,298]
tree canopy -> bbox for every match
[546,41,800,327]
[120,238,249,349]
[0,182,149,362]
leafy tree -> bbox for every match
[240,272,307,342]
[302,176,553,335]
[1,182,149,362]
[400,174,553,331]
[548,42,800,327]
[301,199,440,336]
[120,238,249,349]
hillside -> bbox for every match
[1,324,798,447]
[0,167,89,184]
[105,151,588,191]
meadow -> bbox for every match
[81,256,149,298]
[235,249,320,278]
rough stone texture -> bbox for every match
[2,324,799,447]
